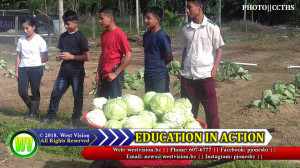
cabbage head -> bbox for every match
[123,115,152,129]
[174,98,192,112]
[86,109,107,127]
[150,93,174,116]
[171,60,180,69]
[143,91,156,110]
[120,117,128,125]
[153,123,169,129]
[163,92,174,102]
[184,120,203,129]
[103,99,127,120]
[294,73,300,87]
[266,95,281,106]
[261,90,273,100]
[138,110,157,126]
[105,119,123,129]
[93,97,107,109]
[273,81,287,94]
[162,107,187,128]
[122,94,144,115]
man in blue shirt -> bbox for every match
[143,7,173,93]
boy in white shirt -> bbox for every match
[179,0,225,128]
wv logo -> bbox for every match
[10,131,38,158]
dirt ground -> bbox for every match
[0,27,300,167]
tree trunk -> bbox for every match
[136,0,139,35]
[244,0,247,21]
[251,10,253,22]
[59,0,64,35]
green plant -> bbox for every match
[89,82,98,95]
[0,59,8,69]
[3,69,15,78]
[219,61,252,81]
[123,68,144,90]
[168,60,181,76]
[43,63,50,70]
[163,10,183,37]
[252,79,300,113]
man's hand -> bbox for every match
[177,73,182,80]
[95,71,101,84]
[56,54,62,62]
[107,72,117,82]
[15,72,18,81]
[211,68,217,79]
[59,52,74,60]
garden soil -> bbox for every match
[0,31,299,167]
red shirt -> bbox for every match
[100,27,131,79]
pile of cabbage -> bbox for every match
[252,73,300,112]
[85,92,203,129]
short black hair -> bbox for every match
[20,16,38,33]
[99,8,116,21]
[187,0,204,6]
[146,6,163,19]
[62,10,78,22]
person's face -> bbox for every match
[145,12,160,29]
[22,21,35,37]
[186,1,202,19]
[99,13,113,28]
[64,21,78,32]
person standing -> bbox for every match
[40,10,90,128]
[143,7,173,93]
[179,0,225,128]
[15,17,48,120]
[95,8,132,99]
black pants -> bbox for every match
[96,65,124,99]
[18,66,43,103]
[47,71,85,120]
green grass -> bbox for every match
[1,109,300,167]
[0,111,86,160]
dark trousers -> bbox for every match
[145,77,170,93]
[96,66,124,99]
[47,71,84,120]
[181,77,220,129]
[18,66,43,103]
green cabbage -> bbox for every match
[261,90,273,100]
[103,99,127,120]
[138,110,157,126]
[294,72,300,87]
[153,123,169,129]
[161,107,187,129]
[143,91,156,110]
[184,120,203,129]
[150,93,174,116]
[105,119,123,129]
[273,81,287,94]
[122,94,144,115]
[123,115,152,129]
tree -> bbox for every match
[244,0,247,21]
[248,0,259,22]
[163,10,182,37]
[59,0,64,35]
[136,0,139,35]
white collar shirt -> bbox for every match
[180,15,225,79]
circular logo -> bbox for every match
[10,131,38,158]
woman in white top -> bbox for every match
[15,17,48,120]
